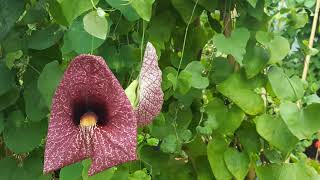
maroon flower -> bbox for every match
[44,42,163,176]
[135,42,164,126]
[43,55,137,176]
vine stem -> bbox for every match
[175,0,199,80]
[301,0,320,80]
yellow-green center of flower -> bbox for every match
[80,112,97,128]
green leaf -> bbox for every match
[21,0,48,24]
[125,80,138,107]
[205,98,245,135]
[237,121,260,154]
[264,149,283,163]
[183,61,209,89]
[304,0,316,8]
[0,113,4,134]
[212,28,250,64]
[217,72,265,115]
[0,0,25,40]
[0,62,20,111]
[175,71,192,95]
[255,114,298,154]
[0,86,20,111]
[243,46,270,78]
[162,67,177,91]
[0,63,16,95]
[256,161,320,180]
[131,0,155,21]
[255,31,273,46]
[83,10,110,40]
[62,17,105,54]
[111,165,129,180]
[267,66,304,101]
[194,156,215,180]
[5,50,23,69]
[24,80,49,122]
[105,0,140,21]
[148,11,176,50]
[247,0,257,7]
[171,0,203,24]
[4,119,47,153]
[38,61,63,108]
[21,152,44,179]
[23,47,61,86]
[160,134,178,153]
[139,146,170,176]
[48,0,99,26]
[268,36,290,64]
[193,0,218,12]
[129,170,151,180]
[60,162,83,180]
[207,136,232,180]
[0,157,18,180]
[210,57,234,84]
[28,24,64,50]
[304,94,320,105]
[280,102,320,140]
[224,148,250,180]
[82,159,116,180]
[255,32,290,64]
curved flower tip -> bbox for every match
[135,42,164,127]
[43,55,137,176]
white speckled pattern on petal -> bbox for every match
[135,42,164,126]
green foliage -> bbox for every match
[268,66,304,101]
[217,72,265,115]
[224,148,250,180]
[213,28,250,64]
[255,114,299,154]
[0,0,320,179]
[38,61,63,108]
[83,10,110,40]
[207,136,232,180]
[60,163,83,180]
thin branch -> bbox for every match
[175,0,199,79]
[301,0,320,80]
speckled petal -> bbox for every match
[135,42,164,126]
[44,55,137,175]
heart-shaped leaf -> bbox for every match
[205,98,245,135]
[267,66,304,101]
[83,10,110,40]
[207,136,232,180]
[217,72,265,115]
[224,148,250,180]
[212,28,250,64]
[280,102,320,140]
[255,114,298,154]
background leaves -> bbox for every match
[0,0,320,179]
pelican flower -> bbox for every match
[43,42,163,176]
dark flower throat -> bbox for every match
[72,95,108,126]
